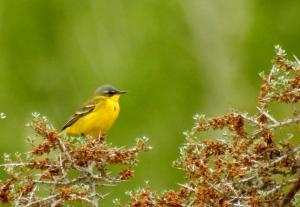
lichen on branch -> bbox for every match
[121,46,300,207]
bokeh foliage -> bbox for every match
[0,0,300,205]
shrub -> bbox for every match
[121,46,300,207]
[0,114,150,207]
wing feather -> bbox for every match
[61,97,102,131]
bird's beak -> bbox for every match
[117,90,127,94]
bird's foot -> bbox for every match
[96,133,106,143]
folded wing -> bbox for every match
[61,97,101,131]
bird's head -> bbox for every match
[95,84,127,100]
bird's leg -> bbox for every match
[97,131,106,143]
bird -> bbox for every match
[61,84,127,138]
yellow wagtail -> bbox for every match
[61,85,127,138]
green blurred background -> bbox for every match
[0,0,300,205]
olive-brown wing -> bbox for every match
[61,98,101,131]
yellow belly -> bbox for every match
[64,98,120,137]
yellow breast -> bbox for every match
[64,95,120,137]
